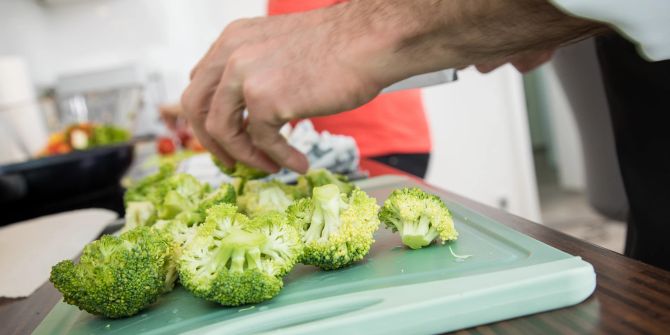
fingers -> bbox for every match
[247,117,309,174]
[192,120,236,168]
[182,76,235,169]
[205,63,281,173]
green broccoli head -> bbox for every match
[49,227,176,318]
[157,174,208,220]
[237,180,297,217]
[287,184,380,270]
[124,163,175,205]
[379,187,458,250]
[152,218,198,260]
[178,204,302,306]
[198,183,236,215]
[296,168,355,197]
[211,155,269,180]
[124,173,234,231]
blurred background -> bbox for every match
[0,0,625,252]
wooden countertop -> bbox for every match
[1,159,669,334]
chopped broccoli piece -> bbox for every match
[379,187,458,249]
[231,177,245,195]
[212,155,269,180]
[296,168,354,197]
[122,201,156,232]
[197,183,236,216]
[287,184,380,270]
[157,174,207,220]
[123,170,235,231]
[124,163,175,205]
[152,218,198,259]
[237,180,298,217]
[178,204,303,306]
[49,227,176,318]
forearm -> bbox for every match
[337,0,607,85]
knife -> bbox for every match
[381,69,457,93]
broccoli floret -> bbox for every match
[123,173,234,231]
[157,174,208,220]
[197,183,236,215]
[178,204,302,306]
[122,201,156,232]
[124,163,175,205]
[287,184,379,270]
[49,227,176,318]
[153,218,197,258]
[296,168,354,197]
[212,155,269,180]
[379,187,458,249]
[237,180,298,217]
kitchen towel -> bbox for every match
[0,209,116,298]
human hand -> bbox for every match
[182,6,388,173]
[183,0,604,174]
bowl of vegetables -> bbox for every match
[0,123,139,225]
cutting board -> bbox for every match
[33,175,596,335]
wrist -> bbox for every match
[331,0,606,87]
[310,1,429,89]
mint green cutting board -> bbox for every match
[33,175,596,335]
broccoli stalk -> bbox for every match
[296,168,354,197]
[397,215,441,250]
[379,187,458,250]
[288,184,379,270]
[214,227,266,273]
[304,184,348,243]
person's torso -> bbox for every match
[268,0,432,157]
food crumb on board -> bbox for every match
[238,306,256,312]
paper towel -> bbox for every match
[0,209,117,298]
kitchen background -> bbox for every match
[0,0,625,252]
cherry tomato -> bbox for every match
[157,137,177,155]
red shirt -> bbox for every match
[268,0,431,157]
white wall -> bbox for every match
[424,67,541,221]
[0,0,265,101]
[540,64,586,191]
[0,0,541,221]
